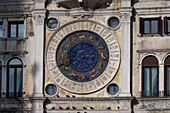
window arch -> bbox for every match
[7,58,23,98]
[142,56,159,96]
[164,56,170,96]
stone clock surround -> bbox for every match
[45,20,120,94]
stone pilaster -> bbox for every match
[159,64,164,97]
[30,97,45,113]
[33,9,46,97]
[119,8,132,97]
[32,9,46,113]
[1,66,7,98]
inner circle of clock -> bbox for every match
[68,42,98,72]
[56,31,109,82]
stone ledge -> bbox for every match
[136,96,170,101]
[136,49,170,53]
[0,37,28,41]
[47,97,134,102]
[0,51,28,55]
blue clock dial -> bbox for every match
[56,31,109,82]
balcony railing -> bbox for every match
[162,90,170,96]
[140,91,160,97]
[140,90,170,97]
[6,92,24,98]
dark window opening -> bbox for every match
[164,17,170,34]
[142,56,159,97]
[140,17,162,35]
[107,84,119,95]
[0,22,3,37]
[45,84,57,96]
[164,56,170,96]
[0,61,1,98]
[8,21,24,38]
[7,58,23,98]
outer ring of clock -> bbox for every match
[45,20,120,94]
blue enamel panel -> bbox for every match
[56,31,109,82]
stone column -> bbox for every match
[32,9,46,113]
[119,8,132,97]
[33,9,46,97]
[138,64,142,97]
[1,66,7,98]
[1,19,8,98]
[159,64,164,96]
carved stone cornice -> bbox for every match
[33,9,46,25]
[29,97,46,101]
[47,97,134,102]
[119,7,132,22]
[120,13,131,22]
[34,0,46,3]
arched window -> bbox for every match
[164,56,170,96]
[142,56,159,96]
[7,58,23,98]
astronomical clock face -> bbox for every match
[45,20,120,94]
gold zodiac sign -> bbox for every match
[100,53,106,60]
[81,74,86,80]
[67,36,76,47]
[63,58,70,65]
[98,46,104,49]
[79,33,86,40]
[63,50,67,54]
[69,72,78,77]
[89,69,98,78]
[91,72,98,77]
[63,66,70,70]
[89,35,95,42]
[98,62,103,70]
[89,69,96,73]
[60,49,67,60]
[96,41,101,46]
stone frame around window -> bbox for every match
[44,83,58,97]
[140,17,162,35]
[106,16,121,30]
[0,18,26,39]
[106,82,120,97]
[46,17,60,31]
[3,56,26,98]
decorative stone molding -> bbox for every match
[120,13,131,22]
[47,97,134,102]
[69,8,93,19]
[33,15,45,25]
[33,10,46,25]
[56,0,112,9]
